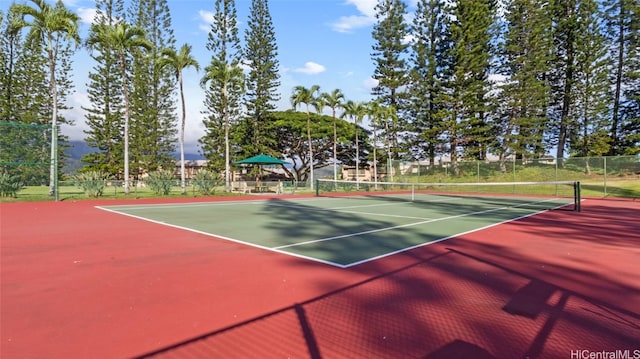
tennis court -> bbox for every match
[2,179,638,359]
[98,182,577,267]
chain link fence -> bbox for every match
[317,156,640,199]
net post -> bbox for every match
[411,183,415,202]
[574,181,581,212]
[315,179,319,197]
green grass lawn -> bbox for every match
[579,178,640,198]
[0,184,237,202]
[1,181,312,202]
[2,176,637,202]
[2,160,638,203]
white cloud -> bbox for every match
[196,10,243,34]
[60,91,90,141]
[293,62,326,75]
[330,0,377,33]
[198,10,214,33]
[346,0,377,18]
[363,77,378,91]
[331,15,376,33]
[76,7,97,25]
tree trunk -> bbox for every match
[179,73,186,194]
[307,106,314,190]
[48,48,57,199]
[120,57,130,195]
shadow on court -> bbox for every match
[253,196,574,266]
[137,237,639,358]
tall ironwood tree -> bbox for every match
[128,0,177,176]
[408,0,449,165]
[449,0,496,161]
[570,0,612,169]
[82,0,125,177]
[370,0,410,160]
[494,0,553,168]
[200,0,244,182]
[603,0,640,155]
[201,60,244,190]
[548,0,581,164]
[241,0,280,158]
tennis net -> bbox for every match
[316,179,582,211]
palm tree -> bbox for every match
[320,89,345,182]
[291,85,320,190]
[10,0,80,200]
[86,22,151,195]
[342,100,368,185]
[200,60,245,191]
[158,44,200,195]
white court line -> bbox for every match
[343,200,574,268]
[96,197,574,269]
[273,197,562,250]
[97,197,332,211]
[99,192,461,212]
[95,205,347,268]
[99,201,263,211]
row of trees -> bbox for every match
[1,0,639,197]
[1,0,79,197]
[371,0,639,175]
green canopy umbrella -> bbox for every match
[234,154,287,165]
[234,155,289,191]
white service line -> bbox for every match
[274,198,561,250]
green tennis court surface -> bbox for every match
[98,194,574,267]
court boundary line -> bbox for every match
[98,197,334,211]
[343,200,575,267]
[100,193,466,212]
[274,197,563,251]
[95,205,347,268]
[97,198,575,268]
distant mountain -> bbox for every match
[172,151,206,161]
[63,140,205,174]
[65,140,96,159]
[63,141,95,174]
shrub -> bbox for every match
[145,170,175,195]
[74,171,108,197]
[192,169,221,195]
[0,172,23,197]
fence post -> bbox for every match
[603,157,607,197]
[575,181,581,212]
[53,126,58,202]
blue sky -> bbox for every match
[3,0,411,153]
